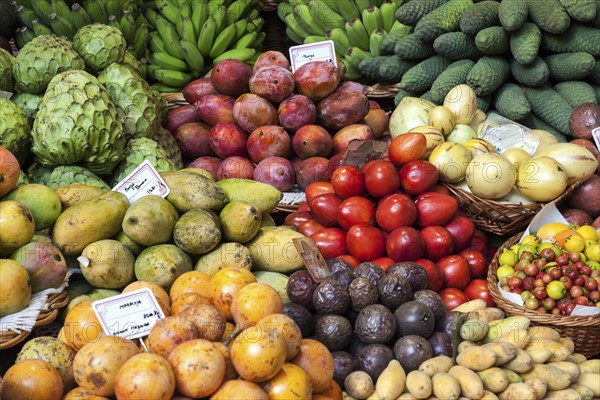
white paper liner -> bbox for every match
[0,270,73,334]
[280,191,306,205]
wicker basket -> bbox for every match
[487,234,600,358]
[0,290,69,350]
[442,182,581,237]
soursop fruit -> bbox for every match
[12,35,85,94]
[111,137,178,185]
[151,127,183,169]
[0,47,14,93]
[0,98,30,165]
[31,70,125,175]
[28,164,110,190]
[73,24,126,74]
[11,93,43,125]
[27,163,53,185]
[98,63,161,140]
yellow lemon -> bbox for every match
[498,249,518,267]
[584,241,600,262]
[496,265,515,280]
[564,234,585,253]
[577,225,598,241]
[521,234,539,246]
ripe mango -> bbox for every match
[217,178,282,214]
[122,195,178,246]
[161,171,227,212]
[245,227,305,273]
[219,201,262,243]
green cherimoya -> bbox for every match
[98,63,161,140]
[111,137,178,185]
[27,164,110,190]
[151,127,183,169]
[12,35,85,94]
[0,48,15,93]
[0,98,30,166]
[73,24,126,74]
[31,70,125,175]
[11,93,43,125]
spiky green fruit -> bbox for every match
[27,164,110,190]
[0,48,15,93]
[98,63,162,140]
[31,70,125,175]
[11,93,43,125]
[0,98,30,166]
[73,23,126,74]
[151,127,183,169]
[111,137,178,185]
[12,35,85,94]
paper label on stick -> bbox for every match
[92,288,165,339]
[342,139,388,168]
[293,237,332,283]
[593,127,600,150]
[289,40,337,73]
[112,160,170,203]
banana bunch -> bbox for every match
[278,0,404,80]
[145,0,265,92]
[13,0,150,58]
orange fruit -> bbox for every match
[209,380,268,400]
[170,291,211,315]
[230,282,283,330]
[291,339,334,393]
[2,359,63,400]
[62,299,104,351]
[122,280,171,316]
[147,315,198,359]
[114,352,175,400]
[169,270,211,301]
[209,267,256,320]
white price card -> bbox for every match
[289,40,337,73]
[112,160,169,203]
[593,127,600,150]
[92,288,165,339]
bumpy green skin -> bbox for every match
[150,127,183,170]
[31,70,125,175]
[554,81,597,107]
[122,51,141,73]
[98,63,162,141]
[0,48,14,93]
[589,59,600,85]
[523,86,573,134]
[494,83,531,121]
[378,56,417,82]
[420,91,436,104]
[466,56,510,96]
[545,52,596,81]
[400,55,451,93]
[12,35,85,94]
[476,95,492,112]
[395,34,436,60]
[395,0,447,26]
[45,165,111,190]
[459,1,500,35]
[394,89,418,106]
[430,59,475,104]
[359,56,389,81]
[433,32,482,60]
[542,23,600,56]
[520,114,568,142]
[26,164,53,185]
[590,2,600,28]
[475,26,510,56]
[559,0,597,22]
[381,29,411,55]
[11,93,43,125]
[510,22,542,65]
[0,98,30,166]
[510,56,549,87]
[414,0,474,42]
[499,0,528,31]
[111,138,178,186]
[527,0,571,34]
[73,24,126,74]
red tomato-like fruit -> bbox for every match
[346,224,386,262]
[298,219,325,236]
[371,257,395,271]
[331,165,366,199]
[385,226,425,262]
[364,160,400,198]
[439,288,468,310]
[305,181,335,204]
[310,193,342,227]
[375,193,417,233]
[430,184,450,195]
[464,279,495,307]
[388,132,427,166]
[297,203,310,212]
[311,228,348,259]
[415,259,443,292]
[444,215,475,252]
[437,255,471,290]
[399,160,439,196]
[472,229,488,245]
[284,211,314,229]
[458,249,488,279]
[337,196,376,231]
[420,226,454,262]
[469,237,488,256]
[414,192,458,227]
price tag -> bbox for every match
[92,288,165,340]
[0,90,13,99]
[293,237,331,283]
[289,40,337,73]
[112,160,170,203]
[593,127,600,150]
[341,139,388,168]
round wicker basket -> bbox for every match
[487,234,600,358]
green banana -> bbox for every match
[345,46,371,69]
[150,83,180,93]
[16,26,36,48]
[133,23,149,58]
[209,23,237,59]
[122,0,136,14]
[48,12,75,38]
[233,19,248,40]
[277,2,294,20]
[246,17,264,33]
[108,14,122,32]
[153,68,193,87]
[369,29,385,57]
[354,0,377,11]
[179,15,197,46]
[179,38,205,73]
[283,13,311,41]
[337,0,360,22]
[362,6,384,36]
[246,8,260,20]
[226,0,250,25]
[191,1,209,37]
[30,0,53,24]
[320,0,340,13]
[175,2,193,39]
[345,18,370,51]
[155,0,178,25]
[380,0,397,33]
[144,8,159,28]
[389,20,412,35]
[150,51,189,71]
[31,18,53,36]
[213,47,255,63]
[326,28,351,56]
[50,0,71,21]
[155,15,186,60]
[285,27,304,44]
[293,4,327,36]
[147,63,161,79]
[252,31,266,49]
[104,0,122,20]
[149,31,167,53]
[342,58,362,80]
[212,5,227,36]
[308,0,345,31]
[288,0,309,5]
[16,5,36,30]
[233,31,257,49]
[138,57,148,79]
[70,3,91,30]
[120,10,137,44]
[207,0,227,15]
[13,0,32,8]
[197,16,217,58]
[304,35,327,44]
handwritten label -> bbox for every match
[342,139,388,168]
[293,237,331,283]
[289,40,337,73]
[112,160,170,203]
[593,127,600,150]
[92,288,165,339]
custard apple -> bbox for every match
[31,70,125,175]
[73,24,126,74]
[12,35,85,94]
[11,93,43,125]
[27,163,53,185]
[0,98,30,166]
[111,137,178,185]
[46,165,111,190]
[98,63,161,140]
[122,51,141,73]
[0,47,14,93]
[151,127,183,169]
